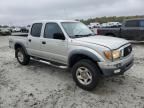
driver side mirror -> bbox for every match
[53,33,65,40]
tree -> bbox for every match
[79,15,144,25]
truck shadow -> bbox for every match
[26,59,73,82]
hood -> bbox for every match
[74,35,129,49]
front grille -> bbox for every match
[123,45,132,57]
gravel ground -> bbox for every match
[0,36,144,108]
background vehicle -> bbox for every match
[9,20,133,91]
[90,22,101,28]
[101,22,121,28]
[96,18,144,41]
[12,27,21,32]
[20,27,29,33]
[101,23,109,28]
[0,28,11,36]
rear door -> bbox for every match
[139,20,144,40]
[121,20,140,40]
[27,23,43,57]
[40,22,68,64]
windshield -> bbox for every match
[61,22,95,38]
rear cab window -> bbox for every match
[31,23,42,37]
[139,20,144,27]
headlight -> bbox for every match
[104,50,121,60]
[112,50,121,59]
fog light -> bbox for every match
[114,69,121,74]
[115,63,121,68]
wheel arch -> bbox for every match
[14,43,28,57]
[68,49,103,69]
[105,33,115,37]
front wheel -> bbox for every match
[15,48,30,65]
[71,59,100,91]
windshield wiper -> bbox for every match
[84,33,96,36]
[74,33,95,38]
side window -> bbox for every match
[140,20,144,27]
[125,20,139,27]
[31,23,42,37]
[44,23,64,39]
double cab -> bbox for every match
[9,20,134,90]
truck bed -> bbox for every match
[11,32,28,37]
[9,34,28,49]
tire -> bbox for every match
[71,59,100,91]
[15,48,30,65]
[106,33,115,37]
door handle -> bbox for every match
[42,41,46,44]
[28,39,31,42]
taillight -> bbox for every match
[97,29,100,35]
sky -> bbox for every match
[0,0,144,26]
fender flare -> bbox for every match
[14,42,28,55]
[68,49,104,66]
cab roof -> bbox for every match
[32,20,79,24]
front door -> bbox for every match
[121,20,140,40]
[40,23,68,64]
[139,20,144,41]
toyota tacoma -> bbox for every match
[9,20,134,91]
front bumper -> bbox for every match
[98,53,134,76]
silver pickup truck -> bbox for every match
[9,20,134,91]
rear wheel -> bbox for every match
[15,48,30,65]
[71,59,100,91]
